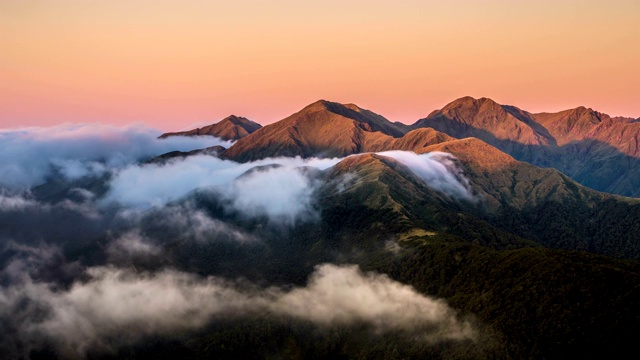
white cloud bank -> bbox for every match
[104,155,340,208]
[103,155,342,224]
[0,123,232,190]
[103,151,474,223]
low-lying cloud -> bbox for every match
[103,155,340,209]
[0,264,474,358]
[0,123,232,190]
[126,202,258,244]
[227,165,320,224]
[276,264,474,338]
[105,231,163,262]
[102,155,341,225]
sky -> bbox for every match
[1,0,639,130]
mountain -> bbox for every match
[222,100,405,161]
[418,137,590,210]
[415,138,640,258]
[159,115,262,141]
[222,100,451,161]
[533,106,638,153]
[415,96,555,147]
[313,142,640,259]
[321,151,640,357]
[413,97,640,196]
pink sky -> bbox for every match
[1,0,639,130]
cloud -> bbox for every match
[105,231,162,261]
[128,203,258,244]
[0,242,84,292]
[0,267,252,358]
[275,264,474,338]
[102,150,473,224]
[0,123,232,190]
[377,151,474,200]
[0,192,101,220]
[226,166,320,224]
[0,192,41,211]
[0,264,473,358]
[103,155,341,225]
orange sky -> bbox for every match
[1,0,639,130]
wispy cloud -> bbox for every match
[377,151,474,201]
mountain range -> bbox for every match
[164,97,639,197]
[414,97,640,197]
[153,97,640,260]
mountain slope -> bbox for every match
[367,242,640,359]
[159,115,262,141]
[413,97,640,196]
[419,138,594,210]
[417,138,640,258]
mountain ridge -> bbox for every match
[160,97,639,197]
[412,96,640,196]
[221,100,437,162]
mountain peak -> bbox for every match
[224,114,249,123]
[159,115,261,141]
[299,100,365,118]
[302,99,332,110]
[414,96,552,149]
[533,106,605,134]
[442,96,501,111]
[292,100,408,137]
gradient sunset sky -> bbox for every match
[1,0,638,130]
